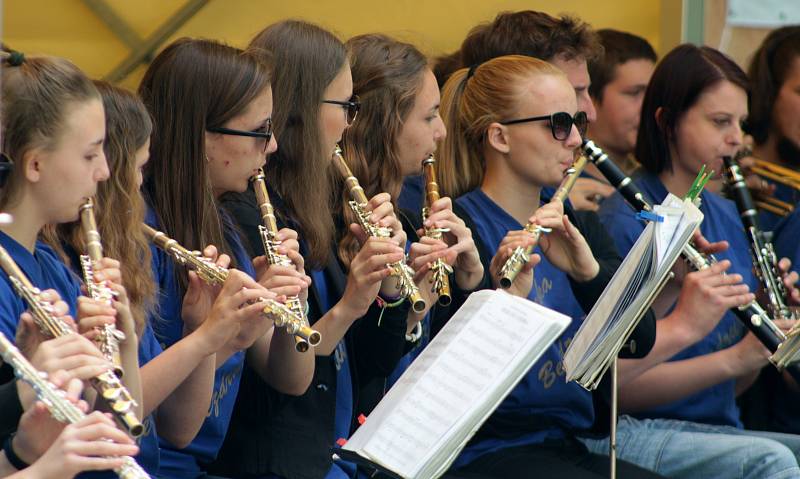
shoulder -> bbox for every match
[34,242,82,290]
[703,192,742,226]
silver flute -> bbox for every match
[0,331,150,478]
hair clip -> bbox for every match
[0,153,13,188]
[7,51,25,66]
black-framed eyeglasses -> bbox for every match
[207,118,273,153]
[322,94,361,126]
[499,111,588,141]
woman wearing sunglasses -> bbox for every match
[211,21,415,479]
[435,54,660,478]
[584,44,800,479]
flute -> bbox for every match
[421,155,453,306]
[499,154,589,288]
[79,198,126,376]
[0,245,143,437]
[141,224,321,347]
[581,139,800,369]
[333,145,426,313]
[0,331,150,479]
[251,169,314,352]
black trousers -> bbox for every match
[443,437,666,479]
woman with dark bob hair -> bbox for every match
[588,43,800,479]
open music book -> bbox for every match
[564,193,703,390]
[335,289,571,479]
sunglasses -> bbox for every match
[499,111,588,141]
[207,118,273,154]
[322,94,361,126]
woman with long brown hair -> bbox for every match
[338,34,487,411]
[0,50,145,476]
[213,21,413,479]
[44,81,275,476]
[139,37,314,478]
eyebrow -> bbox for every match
[429,104,440,112]
[90,138,104,146]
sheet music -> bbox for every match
[564,196,703,389]
[343,289,570,478]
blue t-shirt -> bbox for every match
[317,267,357,479]
[146,208,247,479]
[135,322,163,475]
[774,202,800,275]
[598,172,752,427]
[398,174,425,214]
[0,232,150,478]
[0,231,82,340]
[452,189,593,467]
[62,243,162,476]
[761,182,800,233]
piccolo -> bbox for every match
[0,245,143,437]
[141,224,321,347]
[580,140,800,373]
[251,169,314,352]
[422,155,453,306]
[333,145,426,313]
[80,198,126,376]
[499,154,589,288]
[0,331,150,479]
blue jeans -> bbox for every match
[579,416,800,479]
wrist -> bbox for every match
[8,433,34,469]
[666,310,703,345]
[572,259,600,283]
[330,301,361,326]
[455,268,482,291]
[186,325,221,357]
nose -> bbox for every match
[728,122,743,147]
[579,91,597,124]
[266,135,278,156]
[565,124,583,149]
[95,150,110,182]
[434,116,447,141]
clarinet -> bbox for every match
[722,156,798,321]
[333,145,426,313]
[581,140,788,354]
[0,331,150,478]
[499,154,589,288]
[141,224,321,347]
[251,169,314,352]
[0,245,143,437]
[421,155,453,306]
[79,198,126,376]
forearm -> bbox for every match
[155,353,215,448]
[140,332,213,416]
[248,330,314,396]
[619,347,740,412]
[735,368,760,396]
[618,316,698,384]
[312,303,359,356]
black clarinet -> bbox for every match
[581,140,789,355]
[722,156,797,322]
